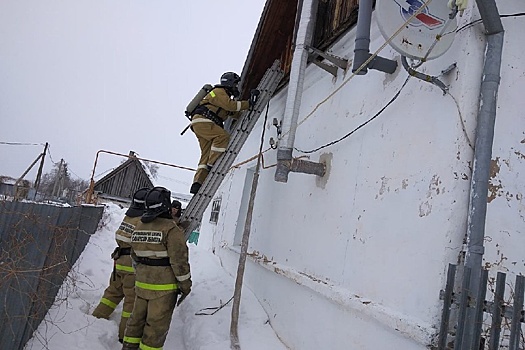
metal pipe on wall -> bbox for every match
[461,0,504,348]
[275,0,325,183]
[352,0,397,75]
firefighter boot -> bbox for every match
[190,182,201,194]
[121,342,139,350]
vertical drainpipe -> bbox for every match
[275,0,325,183]
[461,0,504,348]
[352,0,397,74]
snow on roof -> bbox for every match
[136,158,192,206]
[137,158,158,186]
[0,176,17,185]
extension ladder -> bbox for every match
[181,60,284,239]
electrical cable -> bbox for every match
[94,167,116,179]
[228,102,272,171]
[440,13,525,151]
[292,5,512,156]
[0,141,42,146]
[226,0,433,169]
[401,56,448,94]
[456,12,525,33]
[230,148,270,170]
[156,174,191,186]
[67,167,83,179]
[446,91,474,150]
[294,76,411,154]
[279,0,434,138]
[46,146,59,165]
[231,1,514,167]
[257,104,271,160]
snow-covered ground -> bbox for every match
[24,203,287,350]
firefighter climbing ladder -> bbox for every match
[181,60,284,239]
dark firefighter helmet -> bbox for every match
[220,72,240,88]
[141,186,173,223]
[171,200,182,218]
[125,187,149,217]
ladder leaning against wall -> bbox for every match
[180,60,284,239]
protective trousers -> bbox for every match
[192,121,229,185]
[92,270,136,340]
[122,292,178,350]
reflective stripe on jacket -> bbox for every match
[131,217,190,299]
[114,215,140,274]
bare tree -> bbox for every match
[38,161,88,202]
[142,161,159,179]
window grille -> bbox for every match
[209,197,222,224]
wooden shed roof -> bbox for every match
[93,153,154,201]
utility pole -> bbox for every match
[52,159,64,198]
[59,164,66,198]
[14,152,44,201]
[33,142,48,200]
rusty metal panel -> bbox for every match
[0,201,104,350]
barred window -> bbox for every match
[209,197,222,224]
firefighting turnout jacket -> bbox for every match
[114,215,140,274]
[130,218,191,299]
[190,87,250,126]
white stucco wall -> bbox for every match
[197,1,525,349]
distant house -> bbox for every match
[0,176,31,200]
[93,151,154,204]
[0,176,16,198]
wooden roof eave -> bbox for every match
[239,0,299,100]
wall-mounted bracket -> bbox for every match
[306,45,348,69]
[311,60,338,77]
[306,45,349,77]
[401,56,448,95]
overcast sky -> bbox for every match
[0,0,266,195]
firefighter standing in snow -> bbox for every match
[92,187,149,343]
[122,187,191,350]
[189,72,254,194]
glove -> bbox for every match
[110,247,120,260]
[177,279,192,306]
[447,0,468,12]
[178,220,190,230]
[249,89,260,109]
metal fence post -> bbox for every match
[509,275,524,350]
[488,271,506,350]
[455,266,472,350]
[438,264,457,350]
